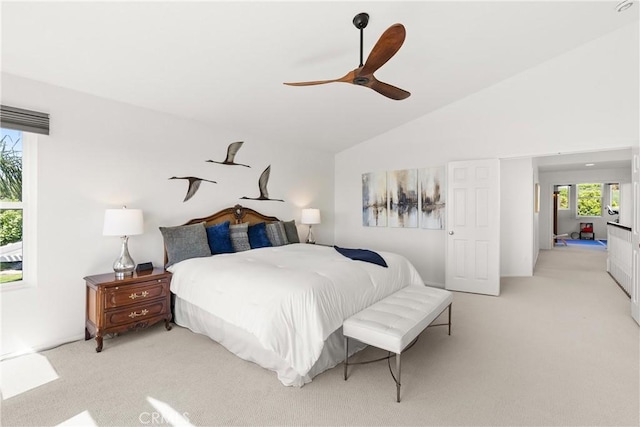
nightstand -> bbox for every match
[85,268,172,352]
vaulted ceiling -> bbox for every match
[1,1,638,153]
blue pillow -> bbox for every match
[248,222,272,249]
[206,221,235,254]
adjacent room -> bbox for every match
[537,149,633,246]
[1,1,638,426]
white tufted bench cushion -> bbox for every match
[342,285,453,401]
[343,285,453,354]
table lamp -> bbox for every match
[301,208,321,244]
[103,206,143,279]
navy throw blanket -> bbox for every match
[333,245,388,268]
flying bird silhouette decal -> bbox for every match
[241,165,284,202]
[169,176,217,202]
[206,141,250,168]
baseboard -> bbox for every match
[500,273,534,278]
[1,333,85,361]
[607,272,632,298]
[424,281,445,289]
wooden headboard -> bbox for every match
[182,204,280,227]
[163,204,281,265]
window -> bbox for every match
[0,127,36,287]
[609,183,620,209]
[576,183,602,217]
[557,185,570,210]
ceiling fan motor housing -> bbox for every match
[353,12,369,29]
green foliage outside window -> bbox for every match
[577,183,602,217]
[0,130,24,276]
[610,183,620,208]
[0,209,22,246]
[1,134,23,202]
[0,132,23,246]
[558,186,569,209]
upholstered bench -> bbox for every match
[343,285,453,402]
[554,233,568,246]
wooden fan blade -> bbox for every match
[284,79,340,87]
[360,24,406,76]
[368,78,411,100]
[284,71,355,86]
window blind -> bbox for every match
[0,105,49,135]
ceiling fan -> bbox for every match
[284,13,411,101]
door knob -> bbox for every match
[448,231,454,235]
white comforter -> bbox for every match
[168,244,424,377]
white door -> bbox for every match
[446,159,500,296]
[631,147,639,325]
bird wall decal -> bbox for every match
[206,141,251,168]
[169,176,217,202]
[240,165,284,202]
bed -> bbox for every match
[163,205,425,386]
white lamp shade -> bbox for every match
[301,208,321,225]
[103,208,144,236]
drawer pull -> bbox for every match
[128,309,149,319]
[129,291,149,300]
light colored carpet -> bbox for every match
[1,246,638,426]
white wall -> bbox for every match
[0,73,335,357]
[538,167,632,249]
[619,182,633,226]
[501,158,534,277]
[335,22,638,286]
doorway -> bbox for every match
[535,148,632,251]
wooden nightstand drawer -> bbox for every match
[85,268,172,352]
[104,278,169,309]
[105,298,169,328]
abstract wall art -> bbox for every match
[387,169,418,228]
[419,167,446,229]
[362,172,387,227]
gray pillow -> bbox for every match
[266,221,289,247]
[229,223,251,252]
[160,222,211,267]
[283,220,300,244]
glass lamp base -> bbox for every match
[114,270,134,280]
[113,236,135,280]
[306,226,316,244]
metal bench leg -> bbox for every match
[344,336,348,381]
[396,352,401,402]
[448,303,452,336]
